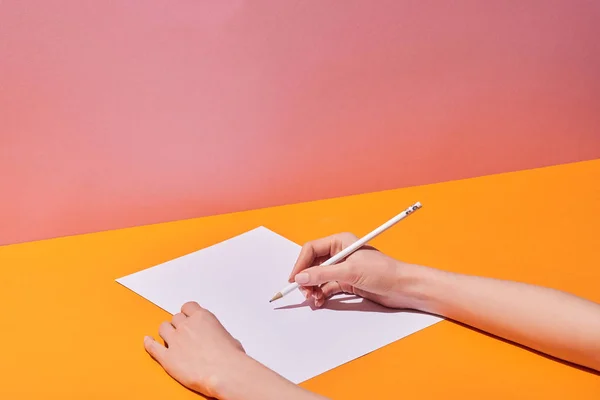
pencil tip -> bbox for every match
[269,292,283,303]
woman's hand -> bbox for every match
[289,232,428,309]
[144,301,248,398]
[145,302,325,400]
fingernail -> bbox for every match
[295,273,309,284]
[144,336,152,344]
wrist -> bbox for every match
[192,352,253,399]
[208,354,315,400]
[395,262,449,314]
[204,353,257,400]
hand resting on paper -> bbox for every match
[291,232,600,374]
[144,301,325,400]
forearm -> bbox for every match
[406,265,600,371]
[214,356,326,400]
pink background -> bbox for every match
[1,1,600,245]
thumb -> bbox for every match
[294,261,358,286]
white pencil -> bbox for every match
[269,201,423,303]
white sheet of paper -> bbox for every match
[117,226,442,383]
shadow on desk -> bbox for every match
[275,295,600,376]
[448,319,600,377]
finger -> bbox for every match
[307,287,323,303]
[144,336,167,363]
[181,301,202,316]
[312,287,324,300]
[315,296,326,308]
[313,282,344,308]
[171,313,186,329]
[158,321,176,343]
[288,236,339,281]
[320,281,344,298]
[294,261,358,286]
[299,286,312,300]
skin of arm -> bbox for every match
[211,356,325,400]
[405,265,600,372]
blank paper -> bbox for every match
[116,226,442,384]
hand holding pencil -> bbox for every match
[271,202,423,307]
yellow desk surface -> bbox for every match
[2,160,599,399]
